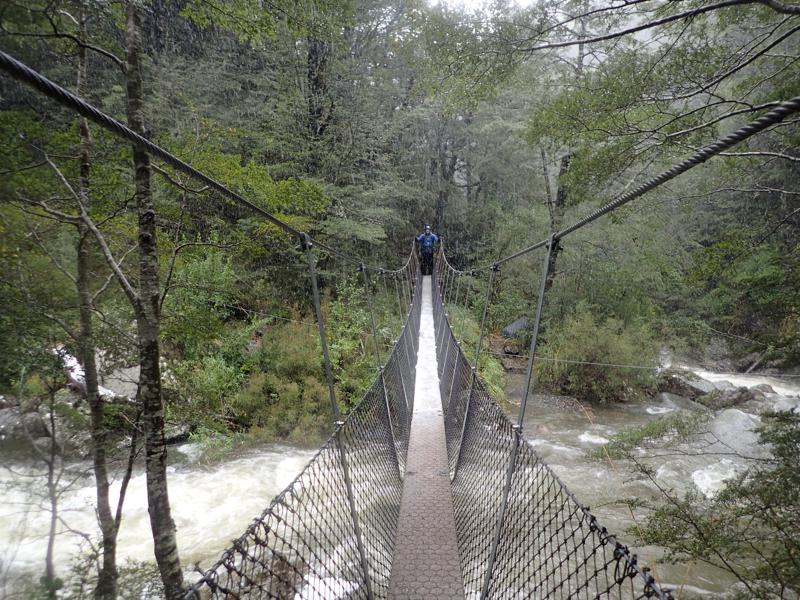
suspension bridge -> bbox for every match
[3,49,800,599]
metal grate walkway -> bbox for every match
[388,276,465,599]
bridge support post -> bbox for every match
[302,234,375,600]
[459,271,472,340]
[479,235,555,599]
[452,265,497,481]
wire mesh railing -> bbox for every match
[184,262,421,600]
[432,254,672,600]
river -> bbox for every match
[0,443,315,595]
[503,367,800,596]
[2,368,798,597]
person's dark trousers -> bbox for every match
[421,252,433,275]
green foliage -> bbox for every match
[162,248,238,359]
[689,239,800,363]
[187,425,249,464]
[53,401,90,431]
[228,364,332,444]
[173,355,243,417]
[633,411,800,597]
[66,545,164,600]
[537,301,658,403]
[181,0,353,42]
[326,278,375,405]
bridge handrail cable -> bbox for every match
[0,49,424,599]
[452,95,800,272]
[434,254,673,599]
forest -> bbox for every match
[0,0,798,598]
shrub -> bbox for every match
[171,355,243,426]
[537,301,658,403]
[231,370,332,443]
[631,411,800,597]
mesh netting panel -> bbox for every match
[185,267,421,600]
[185,438,365,599]
[339,379,402,597]
[444,348,471,471]
[486,438,664,599]
[453,379,516,597]
[433,265,671,600]
[382,352,410,472]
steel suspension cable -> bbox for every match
[465,95,800,270]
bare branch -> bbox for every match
[92,244,137,303]
[717,150,800,162]
[517,0,763,53]
[152,164,209,194]
[15,194,81,224]
[44,157,139,307]
[0,161,47,176]
[0,27,125,70]
[114,410,141,529]
[24,219,77,285]
[665,102,782,139]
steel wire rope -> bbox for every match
[0,49,404,274]
[431,273,672,599]
[449,95,800,272]
[0,50,427,600]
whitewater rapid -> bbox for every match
[505,365,800,594]
[0,443,314,584]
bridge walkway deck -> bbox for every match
[388,275,464,599]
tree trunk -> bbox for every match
[75,29,119,600]
[540,147,554,226]
[307,35,332,139]
[544,153,571,294]
[125,3,184,598]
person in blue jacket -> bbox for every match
[416,224,439,275]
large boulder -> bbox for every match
[655,392,708,412]
[713,380,735,391]
[0,407,49,439]
[752,383,775,395]
[0,407,51,453]
[710,409,766,457]
[657,371,716,398]
[696,387,756,410]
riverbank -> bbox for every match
[501,365,800,596]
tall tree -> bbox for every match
[123,2,183,597]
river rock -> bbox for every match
[0,408,52,456]
[696,387,756,410]
[0,408,50,441]
[0,395,15,410]
[165,423,192,445]
[710,409,765,457]
[752,383,775,394]
[655,392,708,412]
[502,318,528,338]
[712,380,735,391]
[657,371,716,398]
